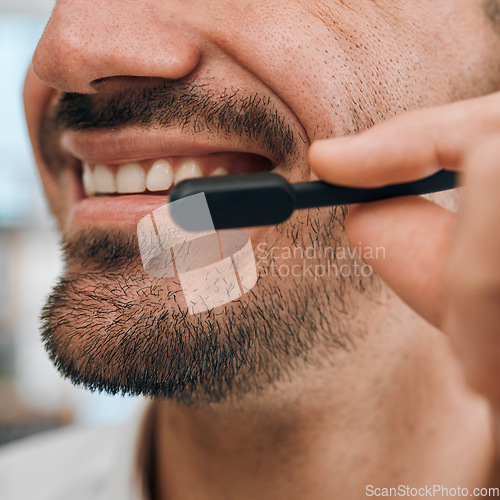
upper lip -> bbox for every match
[61,127,280,166]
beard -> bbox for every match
[38,80,381,406]
[40,205,377,406]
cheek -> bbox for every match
[209,1,433,140]
[41,169,77,231]
[24,70,61,209]
[213,0,497,142]
[376,0,500,100]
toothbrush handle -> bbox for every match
[294,170,458,210]
[169,170,458,230]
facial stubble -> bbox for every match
[40,206,374,406]
[39,82,374,405]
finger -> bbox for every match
[443,138,500,399]
[345,196,455,327]
[308,93,500,187]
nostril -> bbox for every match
[90,76,171,93]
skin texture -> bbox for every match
[24,0,500,498]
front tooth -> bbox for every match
[82,163,95,196]
[146,159,173,192]
[116,162,146,194]
[94,164,116,193]
[174,159,202,185]
[210,167,229,177]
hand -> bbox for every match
[308,93,500,401]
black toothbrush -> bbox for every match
[169,170,457,231]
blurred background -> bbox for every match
[0,0,139,446]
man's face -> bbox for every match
[24,0,500,405]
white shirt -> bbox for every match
[0,403,151,500]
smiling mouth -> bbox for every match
[56,119,288,229]
[81,152,274,197]
[64,146,278,229]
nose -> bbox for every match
[32,0,202,93]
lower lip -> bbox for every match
[68,193,270,247]
[68,195,170,229]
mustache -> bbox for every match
[41,80,298,166]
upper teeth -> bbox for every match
[94,164,116,194]
[82,159,229,196]
[146,159,174,192]
[172,159,202,185]
[116,162,145,194]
